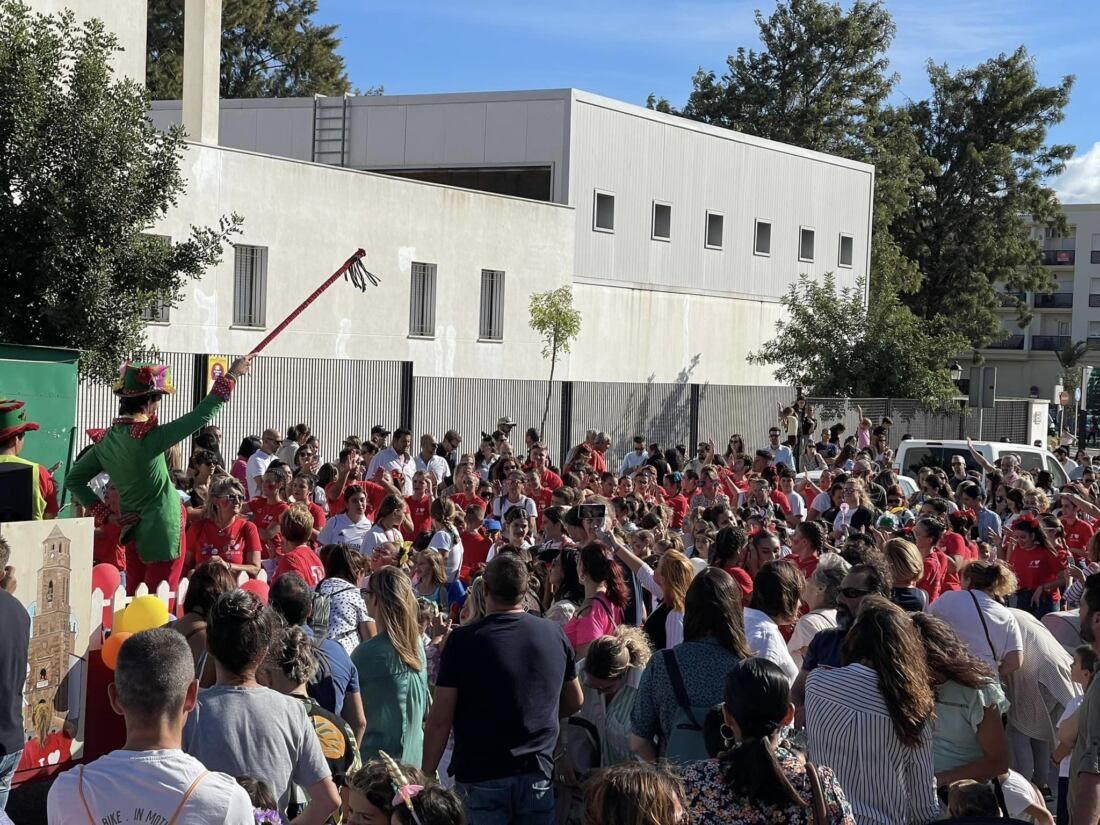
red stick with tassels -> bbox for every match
[251,248,379,353]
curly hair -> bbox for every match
[265,625,319,686]
[842,596,935,749]
[584,625,653,680]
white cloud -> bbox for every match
[1054,142,1100,204]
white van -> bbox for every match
[893,439,1069,488]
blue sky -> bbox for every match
[315,0,1100,201]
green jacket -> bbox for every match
[66,380,233,563]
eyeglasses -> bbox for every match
[298,451,314,458]
[839,586,872,599]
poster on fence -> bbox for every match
[0,517,93,786]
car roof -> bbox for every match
[898,439,1042,451]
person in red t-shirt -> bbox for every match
[660,472,689,531]
[788,520,825,577]
[273,504,324,587]
[458,504,492,584]
[404,471,435,541]
[186,477,262,576]
[1008,512,1066,618]
[1060,497,1095,558]
[243,466,290,561]
[529,443,563,492]
[914,517,949,602]
[448,466,488,514]
[289,474,326,541]
[525,469,554,531]
[92,483,129,572]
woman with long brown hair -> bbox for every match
[583,762,686,825]
[564,543,629,659]
[630,568,751,764]
[805,596,939,825]
[351,566,428,764]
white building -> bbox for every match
[30,0,875,388]
[981,204,1100,398]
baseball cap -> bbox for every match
[371,425,391,437]
[483,519,503,532]
[498,416,516,427]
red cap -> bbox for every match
[726,566,754,603]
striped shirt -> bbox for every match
[1004,608,1080,743]
[806,663,939,825]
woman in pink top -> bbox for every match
[564,543,629,658]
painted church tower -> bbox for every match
[25,524,75,715]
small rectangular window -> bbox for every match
[409,262,437,337]
[479,269,505,341]
[652,201,671,241]
[705,212,724,250]
[838,234,854,268]
[140,300,171,324]
[754,220,772,256]
[799,227,815,262]
[233,245,268,327]
[594,191,615,232]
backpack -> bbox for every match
[660,648,712,763]
[308,581,357,638]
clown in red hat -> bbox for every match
[0,399,58,519]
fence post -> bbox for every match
[399,361,415,431]
[689,384,700,452]
[559,381,574,468]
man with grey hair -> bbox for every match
[0,535,27,815]
[47,628,253,823]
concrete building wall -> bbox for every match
[144,144,576,381]
[28,0,147,83]
[569,92,874,302]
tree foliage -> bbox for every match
[528,287,582,438]
[0,1,240,380]
[1056,340,1090,398]
[748,274,965,410]
[147,0,353,99]
[893,49,1074,346]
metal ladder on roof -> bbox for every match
[312,94,349,166]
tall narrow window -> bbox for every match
[799,227,815,262]
[233,245,268,327]
[652,201,671,241]
[408,262,437,337]
[754,220,772,256]
[479,269,505,341]
[140,234,172,322]
[838,234,854,268]
[705,212,724,250]
[594,191,615,232]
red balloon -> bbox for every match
[241,578,269,604]
[91,564,121,598]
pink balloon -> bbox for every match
[241,578,269,604]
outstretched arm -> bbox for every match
[147,355,253,453]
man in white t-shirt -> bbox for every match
[776,468,805,524]
[415,433,450,489]
[47,628,253,824]
[245,428,281,498]
[928,585,1024,673]
[367,427,415,494]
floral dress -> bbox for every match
[681,748,855,825]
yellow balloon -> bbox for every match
[117,595,169,633]
[111,608,127,631]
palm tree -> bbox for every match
[1056,339,1090,397]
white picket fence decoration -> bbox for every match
[90,569,268,650]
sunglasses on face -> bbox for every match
[221,494,244,503]
[839,586,872,599]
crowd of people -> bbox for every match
[8,361,1100,824]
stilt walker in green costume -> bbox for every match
[67,355,253,594]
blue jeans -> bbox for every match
[457,772,555,825]
[0,750,20,811]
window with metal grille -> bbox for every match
[233,245,268,327]
[838,234,854,268]
[799,227,815,262]
[409,262,437,337]
[479,269,505,341]
[140,234,172,323]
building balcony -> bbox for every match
[987,334,1025,350]
[1031,335,1072,351]
[1034,292,1074,309]
[998,291,1026,306]
[1042,249,1075,265]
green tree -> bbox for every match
[0,1,240,381]
[893,49,1074,347]
[748,274,966,410]
[528,287,582,439]
[147,0,353,99]
[1055,340,1090,399]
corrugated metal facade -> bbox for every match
[412,376,563,460]
[569,381,693,469]
[697,385,798,452]
[76,353,406,463]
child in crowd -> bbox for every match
[235,776,281,824]
[1054,645,1097,825]
[391,785,467,825]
